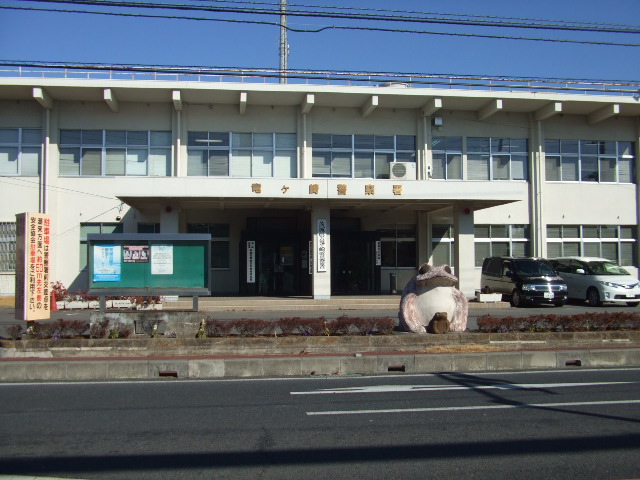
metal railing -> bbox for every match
[1,61,639,97]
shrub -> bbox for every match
[6,324,23,340]
[230,319,271,337]
[204,319,234,337]
[50,319,87,338]
[90,320,110,339]
[326,315,357,335]
[296,317,326,336]
[477,312,640,333]
[107,322,132,339]
[276,317,302,336]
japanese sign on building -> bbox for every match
[247,241,256,283]
[15,212,51,321]
[317,219,327,272]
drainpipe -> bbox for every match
[41,108,50,213]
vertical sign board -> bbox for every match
[375,241,382,266]
[247,241,256,283]
[317,219,327,272]
[15,212,51,321]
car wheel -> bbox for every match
[510,289,523,308]
[626,302,639,307]
[586,288,602,307]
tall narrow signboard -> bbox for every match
[15,212,51,321]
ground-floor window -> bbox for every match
[79,223,123,270]
[378,224,416,268]
[547,225,637,265]
[187,223,230,269]
[0,222,16,272]
[431,224,455,267]
[474,224,530,267]
[137,222,160,233]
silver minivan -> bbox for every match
[549,257,640,307]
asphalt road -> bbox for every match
[0,369,638,479]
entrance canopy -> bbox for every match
[116,177,525,215]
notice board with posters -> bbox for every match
[86,233,211,296]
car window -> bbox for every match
[586,261,630,276]
[514,259,556,276]
[484,258,501,275]
[552,260,571,273]
[502,261,513,276]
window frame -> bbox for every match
[59,129,172,177]
[0,128,42,177]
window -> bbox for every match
[431,137,462,180]
[0,128,41,176]
[467,137,528,181]
[187,132,297,178]
[79,223,123,270]
[545,140,634,183]
[474,225,530,267]
[547,225,637,265]
[431,224,455,267]
[0,222,16,272]
[312,134,416,179]
[137,223,160,233]
[378,225,416,268]
[187,223,230,269]
[60,130,171,176]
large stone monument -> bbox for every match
[398,263,468,333]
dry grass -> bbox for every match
[0,296,14,307]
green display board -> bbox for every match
[86,234,211,296]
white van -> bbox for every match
[548,257,640,307]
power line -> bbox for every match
[2,5,639,48]
[18,0,640,34]
[185,0,640,32]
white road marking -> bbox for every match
[291,381,636,395]
[306,399,640,416]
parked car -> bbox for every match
[480,257,568,307]
[548,257,640,307]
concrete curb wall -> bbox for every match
[1,347,639,382]
[2,331,640,358]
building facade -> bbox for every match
[1,68,639,298]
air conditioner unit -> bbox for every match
[390,162,417,180]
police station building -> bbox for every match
[1,66,639,299]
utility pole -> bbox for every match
[279,0,288,84]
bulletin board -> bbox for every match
[86,233,211,296]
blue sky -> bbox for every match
[0,0,639,80]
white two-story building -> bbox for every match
[1,66,639,299]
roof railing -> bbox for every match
[0,62,638,97]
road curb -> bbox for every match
[1,346,639,382]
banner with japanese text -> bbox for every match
[15,212,51,321]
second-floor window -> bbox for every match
[59,130,172,177]
[187,132,297,178]
[467,137,528,181]
[545,140,635,183]
[312,134,416,179]
[0,128,42,176]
